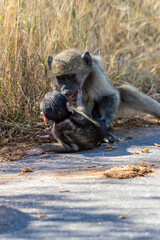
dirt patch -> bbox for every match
[114,115,160,129]
[103,162,154,179]
[0,136,39,162]
[51,163,155,179]
[0,167,41,184]
[0,122,45,162]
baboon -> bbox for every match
[48,49,160,130]
[27,90,104,156]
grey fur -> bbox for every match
[49,49,160,128]
[118,84,160,118]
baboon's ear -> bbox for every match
[81,52,92,67]
[66,102,74,113]
[48,55,53,70]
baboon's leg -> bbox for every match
[27,143,75,156]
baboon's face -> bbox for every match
[51,50,93,101]
[56,74,81,101]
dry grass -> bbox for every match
[0,0,160,127]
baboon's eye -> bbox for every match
[66,74,75,79]
[57,74,75,81]
[56,75,64,81]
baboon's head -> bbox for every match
[40,91,71,123]
[48,49,92,101]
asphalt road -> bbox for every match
[0,126,160,240]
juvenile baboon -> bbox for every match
[27,90,104,156]
[48,49,160,130]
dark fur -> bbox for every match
[40,91,71,123]
[27,91,103,155]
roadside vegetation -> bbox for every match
[0,0,160,139]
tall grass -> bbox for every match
[0,0,160,123]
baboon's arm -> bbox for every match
[92,102,119,143]
[76,90,91,117]
[56,120,74,131]
[35,127,57,143]
[35,134,55,143]
[100,93,119,129]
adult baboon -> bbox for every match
[48,49,160,130]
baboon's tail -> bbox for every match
[118,84,160,119]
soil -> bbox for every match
[103,162,154,179]
[0,136,39,162]
[51,162,155,179]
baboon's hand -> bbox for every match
[104,133,119,143]
[27,148,45,156]
[35,135,46,142]
[35,134,57,143]
[77,89,82,101]
[78,89,82,95]
[100,116,113,129]
[105,119,113,129]
[45,127,52,134]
